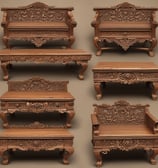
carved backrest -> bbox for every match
[2,2,73,23]
[8,77,68,92]
[94,100,149,125]
[94,2,157,23]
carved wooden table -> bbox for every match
[0,49,91,80]
[0,77,75,128]
[91,100,158,167]
[1,2,77,48]
[91,2,158,56]
[92,62,158,100]
[0,128,74,165]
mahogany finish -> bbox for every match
[0,128,74,165]
[92,62,158,100]
[91,100,158,167]
[1,2,77,48]
[0,77,75,128]
[91,2,158,56]
[0,49,91,80]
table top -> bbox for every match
[0,128,73,139]
[0,91,74,101]
[0,49,91,56]
[93,62,158,71]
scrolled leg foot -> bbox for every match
[77,61,88,80]
[1,61,9,81]
[149,51,155,57]
[1,151,10,165]
[94,149,103,168]
[148,38,157,57]
[150,82,158,100]
[0,112,9,128]
[94,82,102,100]
[149,149,158,165]
[63,147,74,164]
[66,110,75,128]
[96,50,102,56]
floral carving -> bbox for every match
[94,100,148,124]
[94,139,158,151]
[8,77,68,92]
[94,72,158,84]
[99,2,152,22]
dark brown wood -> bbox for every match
[0,49,91,80]
[91,2,158,56]
[92,62,158,100]
[0,77,75,128]
[91,100,158,167]
[0,128,74,165]
[1,2,77,48]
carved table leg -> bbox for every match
[94,37,102,56]
[149,149,158,164]
[77,61,88,80]
[94,82,102,100]
[148,38,157,57]
[150,82,158,100]
[1,61,9,81]
[0,112,9,128]
[1,151,9,165]
[66,110,75,128]
[63,147,74,164]
[94,149,103,167]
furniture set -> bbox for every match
[0,1,158,167]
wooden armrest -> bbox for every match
[91,114,100,135]
[91,12,99,27]
[146,111,158,134]
[67,11,77,27]
[153,21,158,27]
[1,11,7,27]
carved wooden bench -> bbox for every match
[0,128,74,165]
[0,49,91,80]
[91,100,158,167]
[92,62,158,100]
[1,2,77,48]
[0,77,75,128]
[91,2,158,56]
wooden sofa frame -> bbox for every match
[91,100,158,167]
[1,2,77,48]
[0,77,75,128]
[91,2,158,56]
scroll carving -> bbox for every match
[99,2,152,22]
[94,139,158,151]
[94,100,148,124]
[94,72,158,84]
[8,77,68,92]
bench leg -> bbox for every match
[149,149,158,165]
[2,37,10,49]
[148,38,157,57]
[0,150,10,165]
[94,149,103,167]
[0,112,9,128]
[150,82,158,100]
[68,36,75,48]
[1,61,9,81]
[77,61,88,80]
[94,82,102,100]
[63,147,74,164]
[66,110,75,128]
[94,37,102,56]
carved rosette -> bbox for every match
[94,72,158,84]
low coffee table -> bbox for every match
[0,128,74,165]
[92,62,158,100]
[0,49,91,80]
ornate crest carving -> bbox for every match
[8,77,68,92]
[94,100,148,124]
